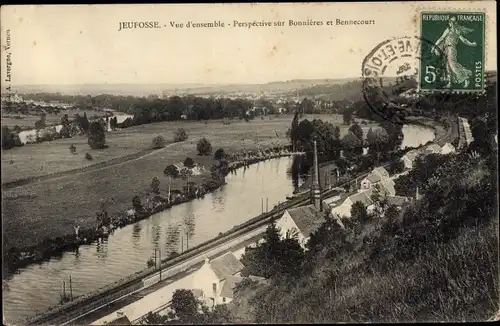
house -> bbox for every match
[103,312,132,325]
[191,252,244,307]
[379,179,396,197]
[425,143,442,154]
[441,142,456,154]
[401,149,421,169]
[360,167,390,190]
[167,162,204,176]
[330,189,375,219]
[275,205,326,249]
[218,275,269,305]
[360,172,381,190]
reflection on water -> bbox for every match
[2,157,296,324]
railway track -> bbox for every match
[26,118,454,326]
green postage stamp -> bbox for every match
[419,11,485,92]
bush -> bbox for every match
[174,128,188,142]
[184,157,195,168]
[152,135,166,149]
[197,138,212,156]
[214,148,226,160]
[85,153,93,161]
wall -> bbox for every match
[191,262,220,304]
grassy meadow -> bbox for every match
[2,114,363,251]
[1,109,107,129]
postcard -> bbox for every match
[1,2,498,325]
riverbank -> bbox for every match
[2,146,295,278]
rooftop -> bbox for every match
[286,205,326,238]
[209,252,244,280]
[347,189,374,207]
[219,275,269,299]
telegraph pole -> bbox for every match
[69,275,73,301]
[266,198,269,212]
[159,249,162,281]
[186,231,189,251]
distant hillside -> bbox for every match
[2,78,360,97]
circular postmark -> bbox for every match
[361,36,446,123]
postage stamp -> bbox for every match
[361,36,439,123]
[419,11,486,92]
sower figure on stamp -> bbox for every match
[431,16,477,88]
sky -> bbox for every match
[0,2,497,86]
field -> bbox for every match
[2,114,373,251]
[1,109,107,129]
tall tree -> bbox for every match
[87,121,106,149]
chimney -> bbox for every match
[311,140,322,211]
[415,186,422,201]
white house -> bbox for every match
[275,205,326,249]
[191,252,244,307]
[330,189,375,219]
[425,143,442,154]
[401,149,421,169]
[360,167,391,190]
[441,142,456,154]
[168,162,204,176]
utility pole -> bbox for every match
[266,198,269,212]
[181,236,184,253]
[186,231,189,251]
[261,198,264,213]
[154,249,157,269]
[69,275,73,301]
[62,280,66,300]
[159,249,162,281]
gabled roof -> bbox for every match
[403,149,421,161]
[366,173,381,183]
[107,316,132,325]
[209,252,244,280]
[219,275,269,299]
[373,167,390,179]
[426,143,442,154]
[286,205,326,238]
[191,289,204,299]
[346,189,374,207]
[380,179,396,196]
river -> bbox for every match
[2,156,298,323]
[2,123,436,323]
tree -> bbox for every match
[132,195,142,212]
[342,107,353,125]
[210,159,229,183]
[197,137,212,156]
[291,111,299,151]
[174,128,188,142]
[150,177,160,195]
[171,289,199,320]
[81,112,90,133]
[341,132,363,159]
[214,148,226,160]
[152,135,166,149]
[351,201,369,223]
[164,164,180,203]
[348,121,363,143]
[184,157,195,168]
[88,121,106,149]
